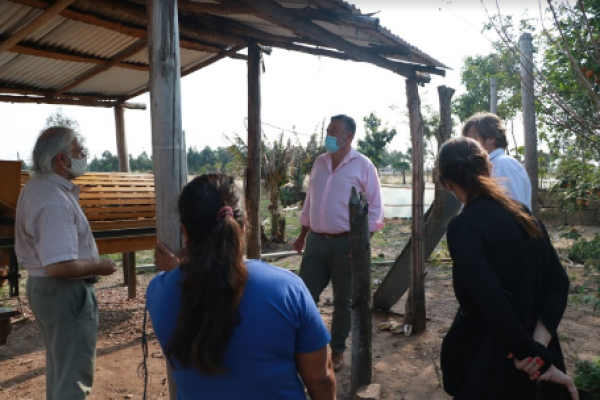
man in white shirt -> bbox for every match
[16,127,117,399]
[463,112,533,211]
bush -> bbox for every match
[574,359,600,399]
[568,235,600,264]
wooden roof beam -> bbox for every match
[177,1,254,15]
[122,45,247,101]
[0,94,119,107]
[53,40,147,96]
[259,40,354,61]
[75,0,248,46]
[9,41,147,71]
[8,0,224,53]
[240,0,445,78]
[0,0,77,54]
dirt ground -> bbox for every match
[0,224,599,400]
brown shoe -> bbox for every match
[331,352,344,372]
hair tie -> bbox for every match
[216,206,234,221]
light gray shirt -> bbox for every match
[489,148,533,211]
[15,173,99,277]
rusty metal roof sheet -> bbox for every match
[0,0,447,106]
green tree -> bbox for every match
[45,107,81,133]
[262,133,294,242]
[357,112,397,169]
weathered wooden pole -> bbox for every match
[490,78,498,114]
[520,32,539,216]
[246,42,261,259]
[114,105,136,299]
[373,86,460,311]
[349,187,372,395]
[404,77,426,333]
[148,0,185,398]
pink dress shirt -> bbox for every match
[300,148,384,234]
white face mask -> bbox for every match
[65,155,88,177]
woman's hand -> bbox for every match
[154,241,179,271]
[539,365,579,400]
[509,353,545,380]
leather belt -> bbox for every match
[312,231,350,239]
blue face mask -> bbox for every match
[325,135,342,153]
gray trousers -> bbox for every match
[26,276,98,400]
[299,231,351,354]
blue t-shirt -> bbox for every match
[146,259,331,400]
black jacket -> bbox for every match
[441,196,569,399]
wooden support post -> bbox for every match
[404,77,426,333]
[373,86,460,311]
[148,0,185,398]
[520,33,539,216]
[349,187,372,394]
[246,43,262,259]
[114,105,137,296]
[490,78,498,114]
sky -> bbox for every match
[0,0,549,164]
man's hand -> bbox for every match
[293,236,306,254]
[98,259,117,276]
[154,241,179,271]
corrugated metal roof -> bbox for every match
[0,0,447,105]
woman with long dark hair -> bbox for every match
[438,137,578,399]
[146,174,336,399]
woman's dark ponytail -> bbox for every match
[165,174,248,374]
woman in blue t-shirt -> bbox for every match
[146,174,336,400]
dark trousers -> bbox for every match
[299,231,351,354]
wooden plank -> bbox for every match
[405,77,426,334]
[0,161,22,213]
[89,219,155,230]
[80,199,156,206]
[79,187,154,192]
[349,187,373,395]
[95,234,156,255]
[79,193,155,199]
[82,205,156,213]
[246,43,262,259]
[0,0,77,54]
[85,211,155,221]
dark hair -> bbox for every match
[166,174,248,374]
[462,112,509,149]
[438,137,541,238]
[331,114,356,136]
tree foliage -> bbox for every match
[357,112,397,168]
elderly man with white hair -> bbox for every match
[15,126,117,400]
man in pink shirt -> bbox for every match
[293,114,384,372]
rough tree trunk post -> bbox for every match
[114,105,136,298]
[490,78,498,114]
[246,42,261,259]
[148,0,186,397]
[520,32,539,216]
[349,187,372,395]
[373,86,460,311]
[404,77,426,333]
